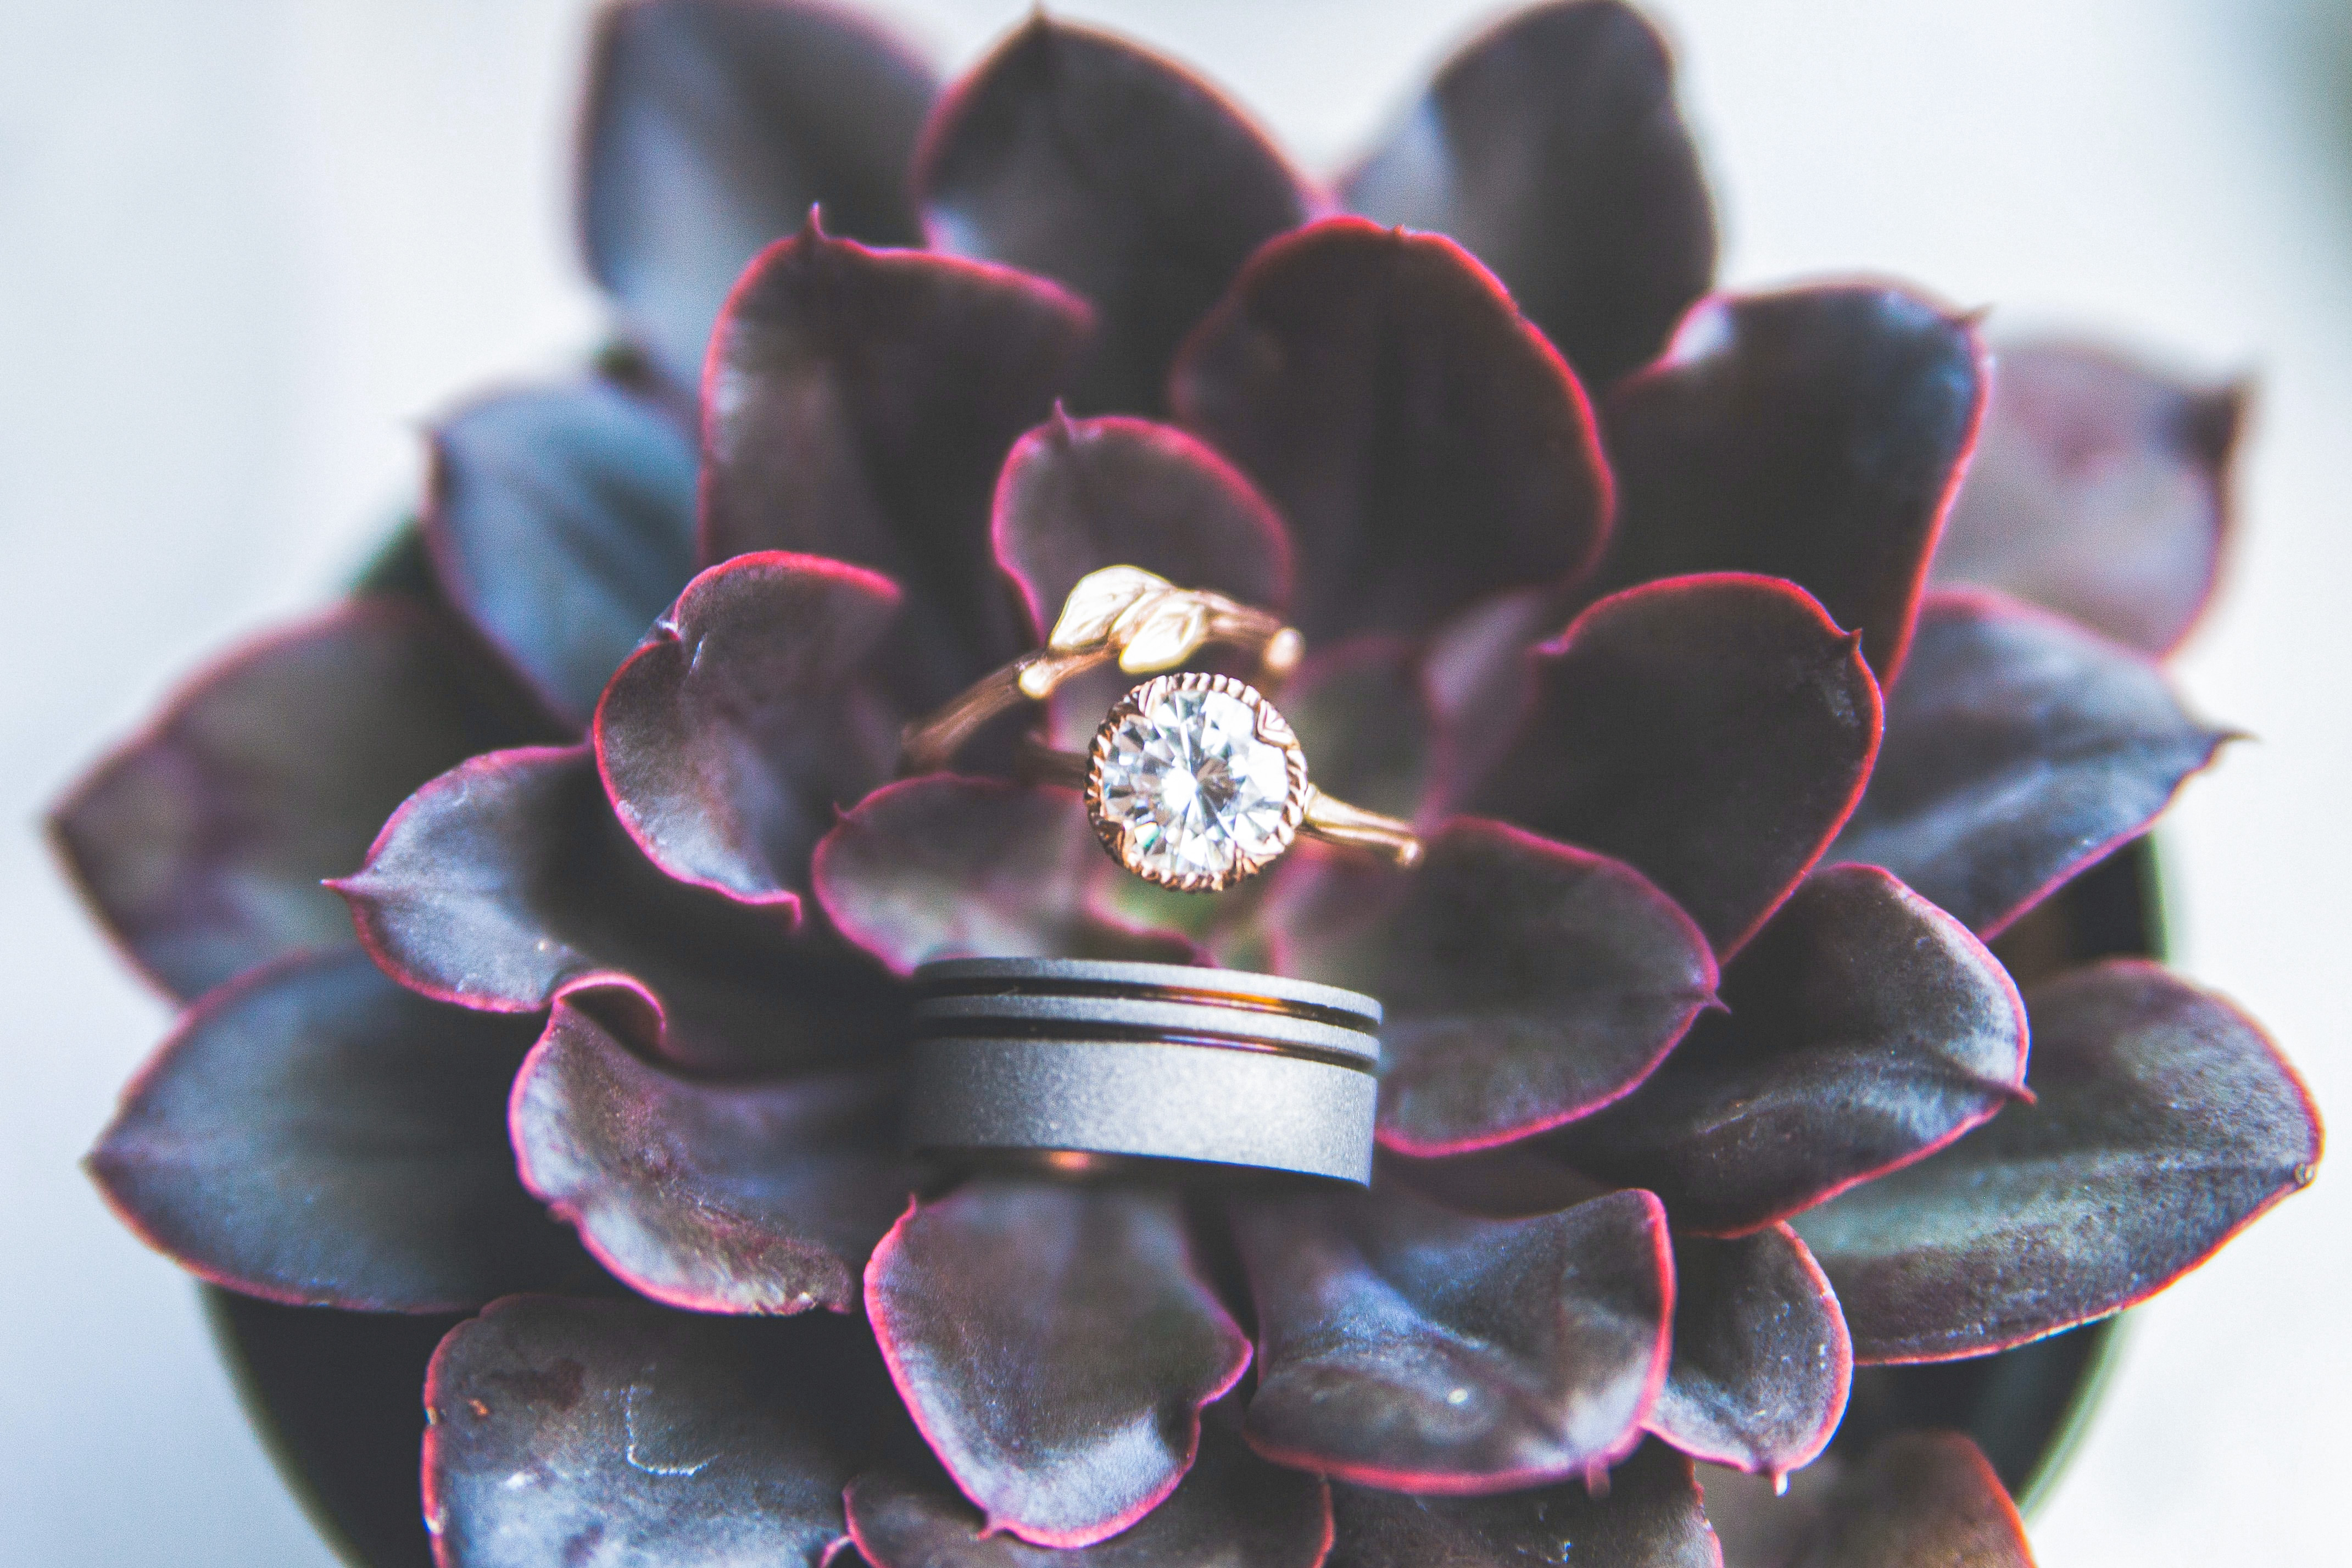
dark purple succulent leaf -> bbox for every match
[1279,640,1437,823]
[423,1295,882,1566]
[1935,341,2244,654]
[511,991,916,1316]
[992,409,1295,746]
[993,410,1291,634]
[700,223,1093,699]
[863,1179,1252,1547]
[1548,864,2026,1235]
[594,551,905,912]
[814,776,1197,973]
[51,598,544,1001]
[1328,1438,1719,1568]
[1833,590,2228,937]
[916,17,1311,414]
[1599,286,1986,683]
[1468,574,1882,957]
[87,948,589,1312]
[1266,819,1715,1154]
[1796,959,2321,1363]
[335,744,902,1072]
[1172,216,1612,644]
[425,380,699,726]
[1788,1431,2032,1568]
[1383,1140,1614,1220]
[845,1422,1330,1568]
[1233,1182,1671,1492]
[1422,584,1577,807]
[1647,1225,1849,1481]
[580,0,936,383]
[1344,0,1715,390]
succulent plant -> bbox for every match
[55,2,2321,1565]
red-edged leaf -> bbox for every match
[52,598,541,1000]
[813,777,1197,974]
[424,380,699,726]
[1548,865,2027,1235]
[1935,340,2244,655]
[845,1423,1330,1568]
[423,1296,886,1566]
[1422,583,1576,806]
[580,0,935,382]
[991,410,1295,747]
[993,411,1290,635]
[594,552,905,912]
[1344,0,1715,389]
[511,994,915,1316]
[1233,1182,1673,1493]
[1796,960,2321,1362]
[1267,819,1715,1154]
[1600,286,1987,682]
[1832,590,2227,936]
[1468,574,1882,957]
[1172,217,1611,643]
[1648,1226,1849,1481]
[335,745,901,1072]
[864,1180,1252,1547]
[700,224,1091,695]
[1328,1438,1720,1567]
[1792,1431,2034,1567]
[87,950,588,1312]
[916,18,1309,414]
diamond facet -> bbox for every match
[1091,677,1301,889]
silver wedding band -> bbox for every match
[906,958,1381,1184]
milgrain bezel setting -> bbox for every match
[1084,671,1311,893]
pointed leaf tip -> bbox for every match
[918,16,1308,413]
[1798,959,2320,1361]
[581,0,937,382]
[1599,284,1987,684]
[1173,217,1611,644]
[1834,589,2226,936]
[1469,573,1882,958]
[90,950,588,1312]
[1268,818,1715,1154]
[53,598,541,1000]
[1345,0,1716,389]
[1548,863,2027,1236]
[863,1180,1251,1547]
[814,776,1197,974]
[593,551,905,909]
[426,380,699,726]
[512,996,916,1316]
[1235,1184,1673,1493]
[701,230,1093,695]
[1646,1225,1851,1478]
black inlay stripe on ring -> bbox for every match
[907,976,1378,1033]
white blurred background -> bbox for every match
[2,1,2344,1561]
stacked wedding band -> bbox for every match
[906,958,1381,1184]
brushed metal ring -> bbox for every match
[907,957,1382,1184]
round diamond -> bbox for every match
[1094,682,1297,886]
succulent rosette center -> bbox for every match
[55,3,2316,1566]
